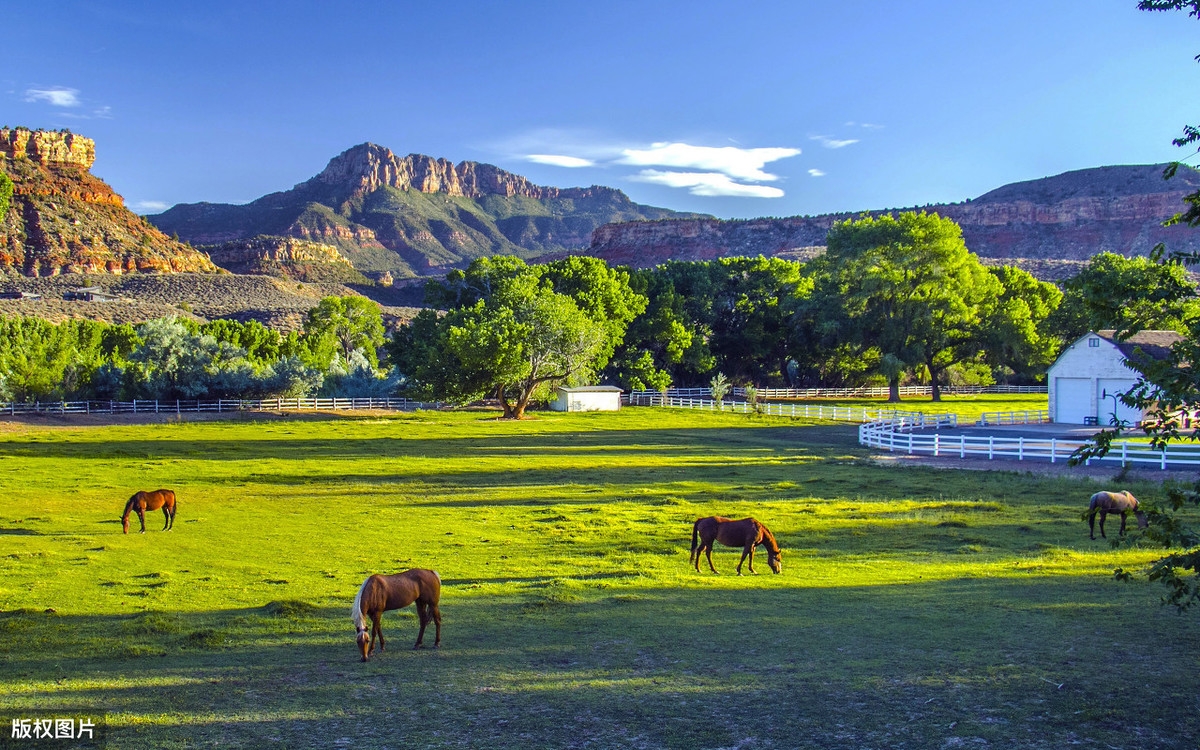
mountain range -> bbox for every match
[149,143,706,279]
[3,128,1199,292]
[588,164,1200,278]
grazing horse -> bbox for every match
[351,569,441,661]
[1088,490,1148,540]
[690,516,782,575]
[121,489,177,534]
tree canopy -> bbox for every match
[815,212,1006,401]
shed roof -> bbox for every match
[556,386,623,393]
[1095,330,1184,362]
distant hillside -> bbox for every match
[589,164,1200,278]
[150,143,707,277]
[0,128,217,277]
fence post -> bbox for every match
[1050,438,1056,464]
[1018,436,1024,461]
[1122,442,1128,467]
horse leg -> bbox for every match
[431,603,442,648]
[1118,511,1128,537]
[1088,509,1097,540]
[162,505,171,531]
[371,612,385,654]
[704,543,718,574]
[1099,510,1108,539]
[137,507,146,534]
[414,602,429,649]
[736,545,752,575]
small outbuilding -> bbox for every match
[1047,329,1183,425]
[550,385,623,413]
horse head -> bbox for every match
[767,548,782,574]
[356,627,371,661]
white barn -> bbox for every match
[550,386,623,412]
[1047,329,1182,425]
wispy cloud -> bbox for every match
[810,135,858,149]
[526,154,595,168]
[511,134,800,198]
[132,200,169,213]
[24,87,81,107]
[631,170,785,198]
[618,142,799,182]
[808,169,826,177]
[23,86,112,119]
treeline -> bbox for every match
[0,296,393,402]
[3,212,1196,407]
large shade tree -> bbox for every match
[816,211,1003,401]
[391,255,645,418]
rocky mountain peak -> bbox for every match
[0,128,95,170]
[306,143,564,201]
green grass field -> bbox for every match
[0,406,1197,749]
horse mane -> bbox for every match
[760,523,780,553]
[351,577,369,631]
[120,494,137,519]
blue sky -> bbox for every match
[5,1,1198,219]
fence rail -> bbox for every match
[0,398,440,416]
[858,420,1200,470]
[624,392,958,426]
[638,385,1046,400]
[976,409,1052,426]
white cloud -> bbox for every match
[24,87,81,107]
[808,169,826,177]
[810,135,858,149]
[526,154,595,168]
[132,200,169,213]
[630,170,785,198]
[618,142,800,182]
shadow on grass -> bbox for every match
[2,578,1198,749]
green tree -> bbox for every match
[303,296,385,369]
[392,255,643,418]
[818,212,1003,401]
[1051,252,1198,341]
[978,265,1064,383]
[0,171,13,223]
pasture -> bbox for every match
[0,407,1197,749]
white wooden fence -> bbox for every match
[639,384,1046,400]
[0,397,438,416]
[858,419,1200,470]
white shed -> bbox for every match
[1046,329,1182,425]
[551,386,623,412]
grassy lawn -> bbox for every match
[0,406,1196,749]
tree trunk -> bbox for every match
[928,360,943,401]
[495,383,516,419]
[888,376,901,403]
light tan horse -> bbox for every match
[351,569,442,661]
[1087,491,1148,540]
[690,516,782,575]
[121,489,177,534]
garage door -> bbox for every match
[1097,379,1141,427]
[1054,378,1092,424]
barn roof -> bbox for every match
[1095,330,1184,362]
[556,386,623,393]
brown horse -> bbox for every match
[691,516,782,575]
[1088,490,1148,540]
[121,489,177,534]
[351,569,442,661]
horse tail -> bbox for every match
[690,520,700,563]
[351,577,370,632]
